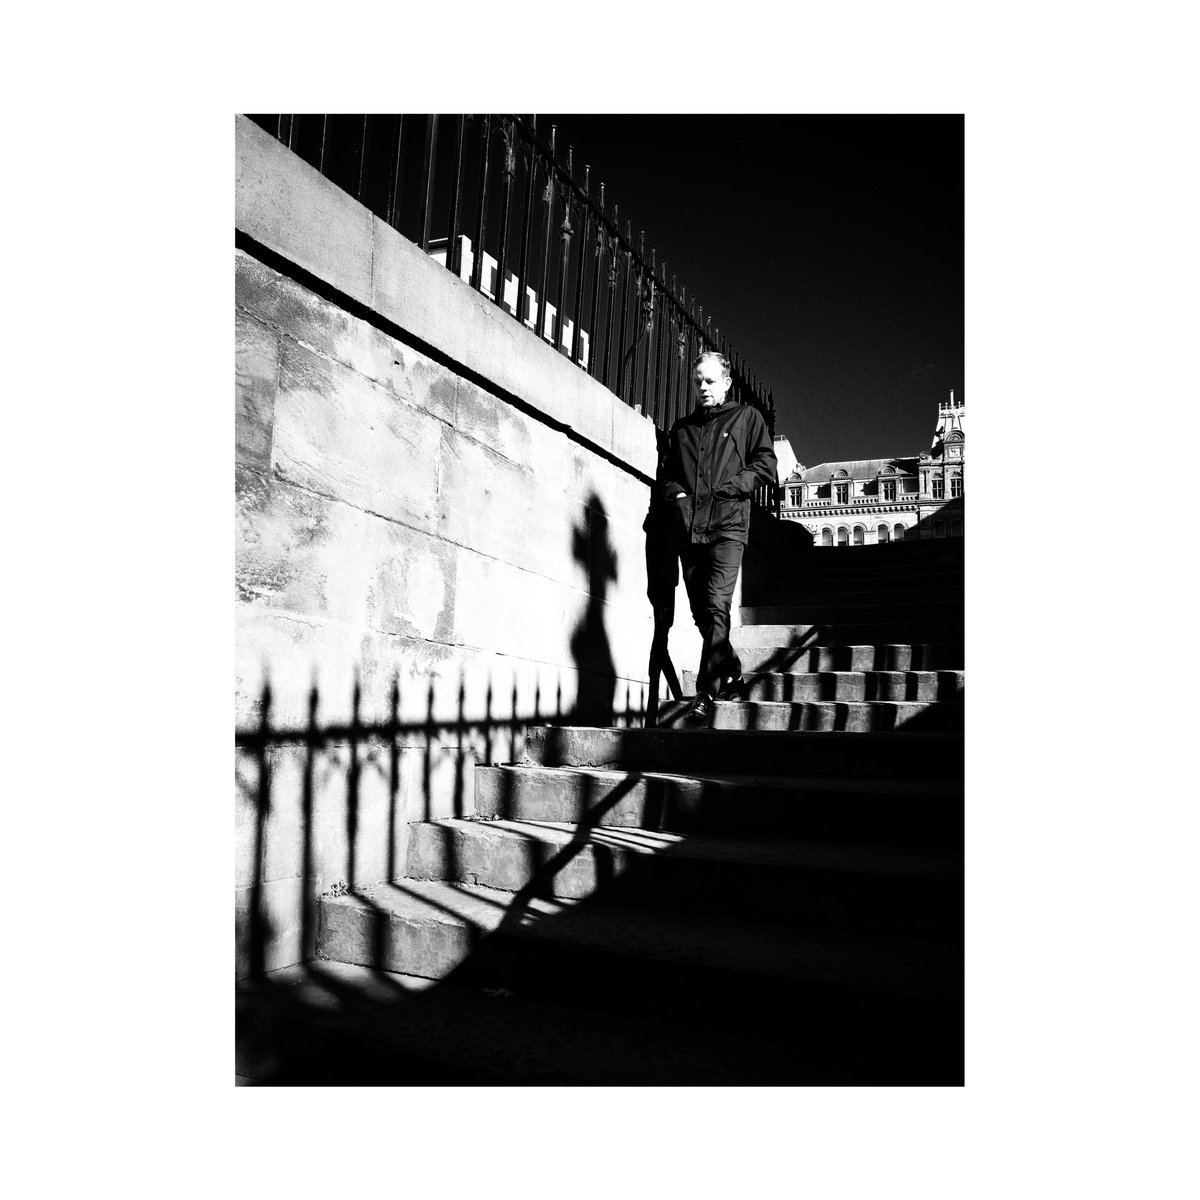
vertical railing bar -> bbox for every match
[494,118,518,308]
[639,240,653,415]
[446,115,467,277]
[601,202,619,387]
[571,164,591,365]
[354,115,370,200]
[471,116,493,293]
[673,279,685,424]
[614,218,633,402]
[554,146,575,354]
[418,115,439,252]
[516,117,539,326]
[586,183,606,377]
[652,258,667,428]
[386,115,406,230]
[536,127,557,343]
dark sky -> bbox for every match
[540,114,963,467]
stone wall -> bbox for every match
[234,116,701,976]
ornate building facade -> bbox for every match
[778,393,964,545]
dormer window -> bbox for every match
[950,473,962,498]
[882,480,897,502]
[932,476,945,500]
[835,483,849,505]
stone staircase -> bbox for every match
[237,536,964,1085]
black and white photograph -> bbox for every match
[233,111,965,1086]
[9,5,1196,1193]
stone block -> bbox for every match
[309,741,409,890]
[235,251,456,426]
[235,309,278,471]
[235,874,307,978]
[451,548,580,666]
[273,338,442,534]
[236,466,457,642]
[235,116,373,308]
[437,425,585,588]
[610,393,659,481]
[399,744,479,823]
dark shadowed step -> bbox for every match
[522,725,964,779]
[407,819,963,934]
[474,764,962,843]
[731,620,965,649]
[682,669,964,702]
[315,880,962,1073]
[698,699,964,732]
[237,961,952,1085]
[730,642,964,673]
[742,602,963,625]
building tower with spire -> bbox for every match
[776,392,964,546]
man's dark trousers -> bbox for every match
[681,537,744,696]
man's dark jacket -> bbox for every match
[659,400,778,545]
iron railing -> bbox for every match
[246,114,780,510]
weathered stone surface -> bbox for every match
[273,338,442,534]
[236,251,456,426]
[437,425,585,587]
[235,309,278,471]
[236,117,373,308]
[236,466,456,642]
[610,392,659,480]
[235,874,307,979]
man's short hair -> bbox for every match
[691,350,732,379]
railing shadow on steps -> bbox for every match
[237,498,963,1083]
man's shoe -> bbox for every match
[716,676,748,702]
[685,693,713,726]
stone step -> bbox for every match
[682,669,965,702]
[742,601,962,625]
[315,880,962,1071]
[474,764,962,843]
[522,725,964,779]
[407,819,962,935]
[731,642,964,673]
[746,551,962,583]
[749,582,964,606]
[237,961,953,1085]
[656,698,963,733]
[731,620,964,650]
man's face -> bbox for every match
[692,358,731,408]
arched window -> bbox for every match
[852,525,865,546]
[877,524,891,544]
[837,526,849,547]
[821,527,833,547]
[950,520,963,536]
[894,523,906,541]
[934,521,947,538]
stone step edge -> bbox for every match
[320,879,960,999]
[413,818,964,880]
[478,763,965,798]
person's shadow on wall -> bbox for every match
[567,493,618,728]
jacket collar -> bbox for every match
[696,399,737,423]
